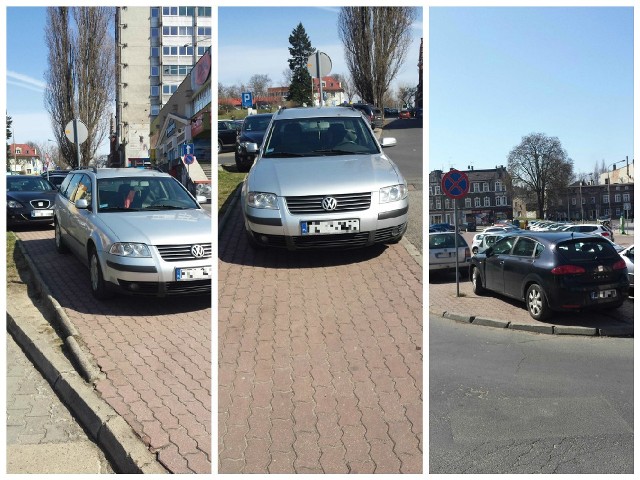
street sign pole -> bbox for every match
[316,51,323,107]
[441,168,470,298]
[454,198,460,296]
[73,118,80,169]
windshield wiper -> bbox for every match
[99,207,141,212]
[263,152,306,158]
[312,149,353,155]
[144,205,189,210]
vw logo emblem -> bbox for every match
[322,196,338,211]
[191,244,205,258]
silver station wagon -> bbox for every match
[240,106,409,250]
[54,168,212,299]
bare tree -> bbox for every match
[338,7,416,108]
[397,83,416,108]
[340,75,358,103]
[507,133,574,219]
[247,74,271,101]
[44,7,114,168]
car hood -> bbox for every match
[8,191,57,202]
[239,131,266,145]
[97,209,211,245]
[248,153,403,196]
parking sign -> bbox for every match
[241,92,253,108]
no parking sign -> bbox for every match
[441,169,470,199]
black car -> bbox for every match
[235,113,273,172]
[469,232,629,320]
[218,120,240,154]
[7,175,57,228]
[430,223,455,232]
[341,103,384,129]
[41,170,71,189]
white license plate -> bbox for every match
[31,209,53,218]
[175,266,211,281]
[301,219,359,235]
[591,289,617,300]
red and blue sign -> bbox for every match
[441,169,470,199]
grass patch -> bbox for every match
[7,231,19,283]
[218,168,246,217]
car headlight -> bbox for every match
[247,192,279,209]
[109,243,151,257]
[379,184,408,203]
[7,199,23,209]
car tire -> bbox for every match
[89,247,113,300]
[54,220,68,254]
[472,247,478,254]
[526,283,551,321]
[218,140,223,154]
[471,267,485,295]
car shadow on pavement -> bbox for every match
[14,237,211,317]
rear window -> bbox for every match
[556,239,618,262]
[429,233,467,249]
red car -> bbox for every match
[399,110,411,119]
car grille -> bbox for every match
[118,279,211,295]
[30,199,52,209]
[156,243,212,262]
[291,232,371,249]
[285,193,371,215]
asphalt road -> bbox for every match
[429,313,633,474]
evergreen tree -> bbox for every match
[287,23,314,106]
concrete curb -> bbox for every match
[435,309,632,337]
[9,240,168,474]
[7,312,167,474]
[16,240,99,383]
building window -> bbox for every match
[150,105,160,116]
[197,46,208,56]
[162,84,179,95]
[434,185,441,195]
[581,197,586,205]
[615,194,621,202]
[198,7,212,16]
[623,193,630,202]
[473,182,480,193]
[571,198,576,205]
[484,197,490,207]
[436,199,441,209]
[151,7,159,18]
[197,26,212,36]
[474,197,481,207]
[150,66,159,76]
[162,7,178,16]
[444,198,450,209]
[465,198,471,208]
[590,196,595,204]
[163,65,192,76]
[193,85,211,113]
[150,47,159,58]
[151,27,159,38]
[179,46,194,56]
[150,86,159,97]
[603,194,609,204]
[179,6,195,16]
[483,182,489,192]
[495,181,503,192]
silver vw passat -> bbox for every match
[240,107,408,249]
[54,168,212,299]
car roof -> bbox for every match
[497,230,610,245]
[275,106,363,120]
[70,168,170,179]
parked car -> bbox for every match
[429,231,471,276]
[240,106,407,250]
[235,113,273,171]
[471,226,518,251]
[384,107,399,117]
[340,103,384,129]
[42,170,72,189]
[53,168,212,299]
[7,175,57,228]
[399,109,411,119]
[469,232,629,320]
[461,221,477,232]
[430,223,455,232]
[471,233,505,255]
[620,245,634,298]
[218,119,239,154]
[562,223,614,242]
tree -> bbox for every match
[6,114,12,171]
[248,74,271,102]
[44,7,114,168]
[287,23,314,106]
[338,7,416,108]
[507,133,574,219]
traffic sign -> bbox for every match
[64,119,88,144]
[241,92,253,108]
[183,153,195,165]
[441,169,470,199]
[181,143,195,156]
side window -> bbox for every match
[71,174,92,204]
[512,238,536,257]
[534,243,545,257]
[492,237,515,255]
[62,174,82,200]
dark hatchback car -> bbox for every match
[235,113,273,171]
[469,232,629,320]
[7,175,57,228]
[218,120,240,154]
[42,170,71,189]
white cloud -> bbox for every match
[7,70,47,92]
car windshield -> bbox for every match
[96,177,199,212]
[429,233,466,249]
[243,116,271,132]
[556,238,618,262]
[7,177,55,192]
[262,117,380,158]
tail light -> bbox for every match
[601,232,610,237]
[551,265,586,275]
[613,259,627,270]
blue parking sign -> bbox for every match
[241,92,253,108]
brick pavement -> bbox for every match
[218,204,423,473]
[15,228,211,473]
[7,333,114,473]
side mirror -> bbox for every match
[380,137,397,148]
[75,198,89,209]
[196,195,207,204]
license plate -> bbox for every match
[301,219,359,235]
[31,209,53,218]
[175,266,211,281]
[591,289,617,300]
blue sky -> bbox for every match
[218,6,424,95]
[430,7,633,176]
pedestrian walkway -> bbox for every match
[7,333,114,474]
